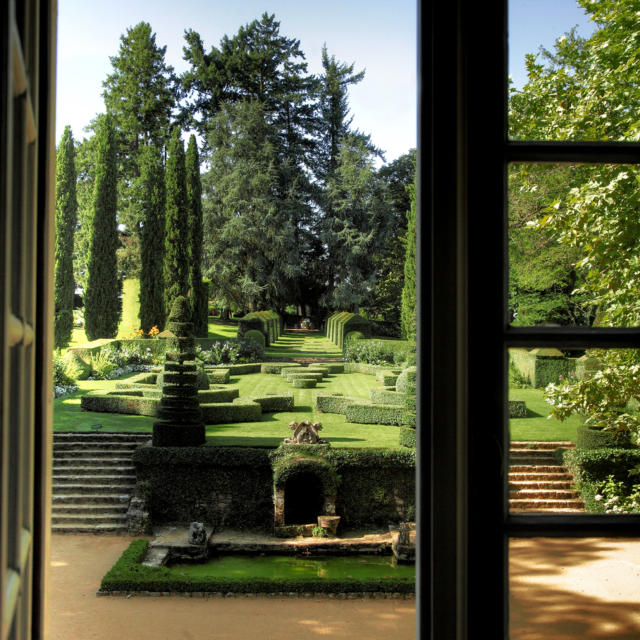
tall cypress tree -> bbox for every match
[139,142,166,332]
[186,135,207,337]
[164,128,190,315]
[400,173,417,341]
[54,125,78,348]
[84,113,121,340]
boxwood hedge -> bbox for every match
[344,403,404,426]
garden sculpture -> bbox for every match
[188,522,207,545]
[284,420,327,444]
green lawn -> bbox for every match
[54,369,402,448]
[265,331,342,359]
[509,387,583,443]
[207,319,238,340]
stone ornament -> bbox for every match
[284,420,327,444]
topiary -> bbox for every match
[395,366,417,393]
[63,350,91,380]
[244,329,266,348]
[345,330,365,341]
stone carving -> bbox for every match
[284,420,327,444]
[188,521,207,545]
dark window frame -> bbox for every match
[425,2,640,637]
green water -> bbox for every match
[170,555,415,581]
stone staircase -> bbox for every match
[509,441,585,513]
[52,432,149,533]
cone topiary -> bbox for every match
[152,296,205,446]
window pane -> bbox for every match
[508,0,637,143]
[510,537,640,638]
[509,347,640,515]
[508,163,640,329]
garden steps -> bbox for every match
[52,433,148,534]
[509,442,585,513]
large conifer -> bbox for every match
[139,142,166,332]
[84,113,121,340]
[164,128,190,315]
[54,126,78,348]
[400,174,417,341]
[186,135,207,337]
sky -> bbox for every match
[55,1,597,164]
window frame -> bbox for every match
[425,2,640,638]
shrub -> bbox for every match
[292,379,317,388]
[195,340,263,365]
[250,394,295,412]
[200,400,262,423]
[90,350,118,379]
[344,403,404,426]
[315,394,367,414]
[206,368,230,384]
[244,329,266,348]
[63,350,91,380]
[285,372,324,383]
[343,338,415,366]
[395,367,417,394]
[508,400,527,418]
[345,330,365,341]
[261,362,301,374]
[53,350,76,387]
[399,427,416,448]
[369,390,405,406]
[576,425,632,449]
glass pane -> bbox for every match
[508,163,640,329]
[509,346,640,515]
[508,0,637,143]
[510,537,640,638]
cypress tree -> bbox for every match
[164,128,190,315]
[54,126,78,348]
[139,142,166,332]
[186,135,208,337]
[400,173,417,341]
[84,113,121,340]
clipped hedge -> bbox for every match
[237,311,281,346]
[99,540,414,595]
[325,312,371,349]
[244,329,266,348]
[576,425,632,450]
[399,428,416,448]
[508,400,527,418]
[250,394,295,412]
[509,348,576,388]
[261,362,301,374]
[376,369,401,386]
[207,368,230,384]
[314,394,367,414]
[201,400,262,424]
[395,367,417,394]
[209,363,261,375]
[142,387,240,403]
[285,372,325,383]
[81,392,159,416]
[370,390,405,406]
[292,379,317,388]
[344,403,404,426]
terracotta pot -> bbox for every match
[317,515,340,536]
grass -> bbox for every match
[265,331,342,359]
[207,319,238,340]
[509,387,583,443]
[54,369,402,448]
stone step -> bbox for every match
[509,464,568,473]
[52,474,136,486]
[51,523,129,534]
[510,507,585,514]
[52,493,131,504]
[53,432,150,441]
[509,452,561,464]
[51,483,134,495]
[51,513,128,525]
[53,448,137,458]
[52,503,128,514]
[54,442,142,451]
[509,498,585,509]
[52,466,134,476]
[510,489,580,499]
[509,480,574,490]
[509,472,573,481]
[510,441,575,450]
[54,457,135,467]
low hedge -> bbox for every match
[99,540,414,595]
[261,362,301,374]
[286,372,325,383]
[314,394,367,414]
[201,400,262,424]
[250,394,295,412]
[305,366,330,378]
[508,400,527,419]
[292,379,317,388]
[344,403,404,426]
[81,392,159,416]
[141,388,240,403]
[209,363,261,375]
[395,367,417,394]
[399,427,416,448]
[281,367,305,378]
[369,390,405,406]
[576,425,633,449]
[206,368,230,384]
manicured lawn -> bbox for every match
[265,331,342,359]
[54,369,402,448]
[207,319,238,340]
[509,387,583,443]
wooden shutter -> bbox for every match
[0,1,56,638]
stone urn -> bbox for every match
[317,515,340,537]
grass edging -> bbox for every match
[99,540,415,596]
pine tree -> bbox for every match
[54,125,78,348]
[164,128,190,315]
[186,135,207,337]
[84,113,121,340]
[138,142,166,332]
[400,173,417,341]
